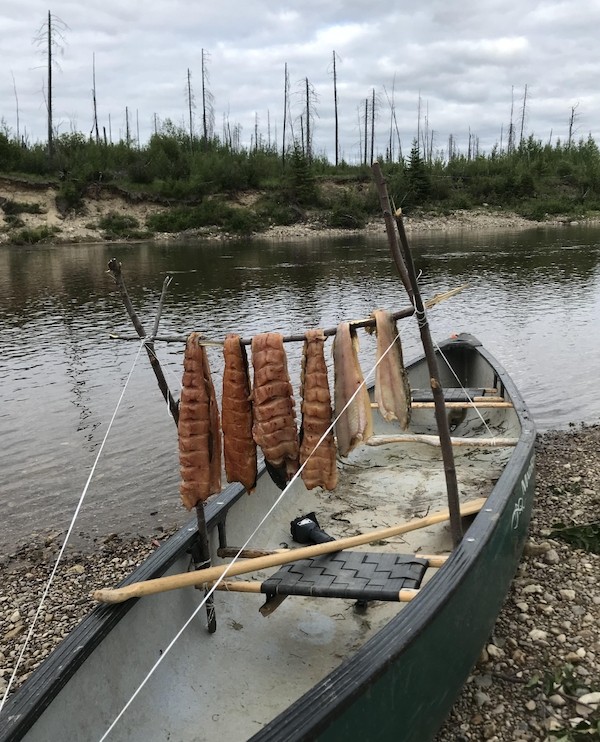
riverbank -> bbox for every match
[2,425,599,738]
[0,175,595,245]
[436,424,600,742]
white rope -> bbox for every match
[0,338,147,715]
[99,315,414,741]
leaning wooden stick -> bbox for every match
[93,498,485,604]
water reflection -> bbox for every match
[1,226,599,549]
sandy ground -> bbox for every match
[0,177,593,245]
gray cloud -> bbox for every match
[1,0,598,161]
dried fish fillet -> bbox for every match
[251,332,299,481]
[299,329,337,491]
[222,334,257,492]
[372,309,411,429]
[178,333,221,510]
[333,322,373,456]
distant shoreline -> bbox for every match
[1,176,599,246]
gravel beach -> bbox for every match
[1,426,599,740]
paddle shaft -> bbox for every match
[93,498,485,603]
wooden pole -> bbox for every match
[106,258,216,631]
[217,547,449,567]
[108,285,468,345]
[371,164,463,547]
[93,498,485,603]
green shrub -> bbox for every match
[0,199,43,215]
[10,226,58,245]
[97,211,151,239]
[56,181,85,214]
[146,200,265,235]
[98,211,139,232]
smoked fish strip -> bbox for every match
[178,333,221,510]
[222,334,257,492]
[299,329,338,491]
[251,332,299,481]
[372,309,411,429]
[333,322,373,457]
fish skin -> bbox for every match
[251,332,299,481]
[178,332,222,510]
[222,334,257,492]
[333,322,373,457]
[372,309,411,429]
[299,329,338,491]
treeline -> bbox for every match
[2,121,600,237]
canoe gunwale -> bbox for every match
[0,335,536,742]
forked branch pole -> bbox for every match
[106,258,216,631]
[371,163,463,547]
[107,259,179,423]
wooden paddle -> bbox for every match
[93,497,485,604]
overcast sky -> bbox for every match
[2,0,599,162]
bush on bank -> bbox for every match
[3,123,600,231]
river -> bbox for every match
[1,225,599,550]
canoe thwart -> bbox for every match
[411,387,493,403]
[261,551,428,602]
[213,580,420,606]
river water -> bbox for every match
[1,226,599,550]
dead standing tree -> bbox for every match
[33,11,69,159]
[200,49,215,146]
[302,77,318,163]
[330,50,341,166]
[186,68,195,152]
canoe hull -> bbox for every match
[1,335,536,742]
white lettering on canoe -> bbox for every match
[512,456,534,529]
[511,497,525,530]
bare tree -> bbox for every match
[10,71,20,143]
[507,86,516,155]
[301,77,318,162]
[33,11,69,158]
[567,102,580,149]
[363,98,368,165]
[125,106,130,147]
[282,63,289,163]
[370,88,376,164]
[331,50,341,166]
[186,68,195,151]
[383,79,403,162]
[519,83,528,147]
[200,49,214,143]
[91,53,99,144]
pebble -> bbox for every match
[528,629,547,642]
[436,426,600,741]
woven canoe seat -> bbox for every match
[411,387,486,403]
[261,551,428,603]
